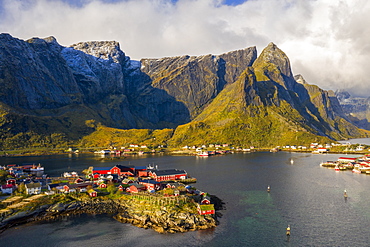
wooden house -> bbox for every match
[197,204,215,215]
[1,184,16,194]
[166,182,185,189]
[88,189,97,197]
[338,157,358,163]
[139,179,161,191]
[6,179,16,185]
[92,167,112,175]
[25,182,42,195]
[48,182,68,191]
[149,169,187,182]
[126,184,146,193]
[201,196,211,205]
[99,183,107,188]
[63,183,91,193]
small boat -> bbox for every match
[94,150,111,154]
[352,169,361,174]
[286,225,291,236]
[198,151,209,157]
[30,163,44,172]
[63,171,78,178]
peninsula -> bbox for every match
[0,163,220,234]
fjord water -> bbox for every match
[1,151,370,247]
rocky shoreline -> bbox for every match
[0,196,221,234]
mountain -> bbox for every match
[169,43,365,146]
[335,90,370,130]
[0,33,367,149]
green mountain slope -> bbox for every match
[168,44,366,147]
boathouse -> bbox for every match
[338,157,359,163]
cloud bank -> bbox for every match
[1,0,369,97]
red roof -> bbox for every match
[1,184,15,189]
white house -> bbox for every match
[25,182,42,195]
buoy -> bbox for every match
[267,185,270,193]
[286,225,291,236]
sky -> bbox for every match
[0,0,369,97]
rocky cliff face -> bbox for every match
[0,34,81,110]
[335,90,370,130]
[0,33,366,147]
[141,47,257,118]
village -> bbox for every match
[320,154,370,174]
[78,141,370,159]
[0,161,217,230]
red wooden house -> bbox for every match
[88,189,97,197]
[338,157,358,163]
[139,179,161,191]
[92,167,112,175]
[93,165,147,177]
[99,182,107,188]
[201,196,211,205]
[126,184,146,193]
[6,179,16,185]
[197,204,215,215]
[138,170,149,177]
[149,169,187,182]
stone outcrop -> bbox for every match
[0,197,218,234]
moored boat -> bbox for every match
[30,163,44,172]
[198,151,209,157]
[352,169,361,174]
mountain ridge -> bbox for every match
[0,33,367,149]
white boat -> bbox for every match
[198,151,209,157]
[30,163,44,171]
[94,150,111,154]
[63,171,78,178]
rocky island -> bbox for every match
[0,163,221,234]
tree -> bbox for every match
[107,184,117,195]
[17,182,26,195]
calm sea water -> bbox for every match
[1,150,370,246]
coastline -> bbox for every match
[0,194,221,235]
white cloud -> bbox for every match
[0,0,369,97]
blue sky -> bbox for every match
[1,0,370,97]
